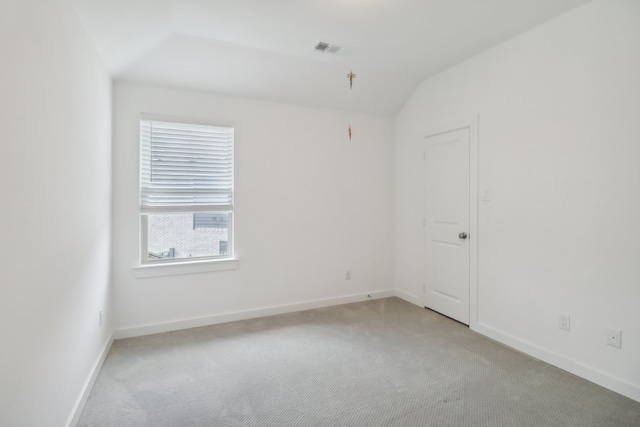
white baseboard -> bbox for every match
[114,289,396,339]
[66,334,114,427]
[394,289,421,307]
[473,322,640,403]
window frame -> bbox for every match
[138,114,235,267]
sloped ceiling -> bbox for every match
[72,0,592,116]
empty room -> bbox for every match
[2,0,639,426]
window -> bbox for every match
[140,118,234,264]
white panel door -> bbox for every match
[423,128,470,324]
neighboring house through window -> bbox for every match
[140,118,234,263]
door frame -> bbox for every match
[421,115,479,328]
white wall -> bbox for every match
[395,0,640,401]
[112,82,394,334]
[0,0,112,426]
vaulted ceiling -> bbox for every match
[72,0,591,116]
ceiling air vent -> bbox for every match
[315,41,330,52]
[314,41,341,54]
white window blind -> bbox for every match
[140,120,233,212]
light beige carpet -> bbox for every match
[78,298,640,426]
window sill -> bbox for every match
[132,258,239,279]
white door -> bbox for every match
[423,128,470,325]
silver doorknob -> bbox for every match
[458,232,468,240]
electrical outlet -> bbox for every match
[607,328,622,349]
[345,269,352,280]
[558,314,570,331]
